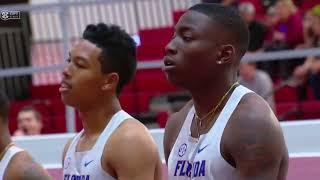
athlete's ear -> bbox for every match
[216,44,235,65]
[102,73,119,91]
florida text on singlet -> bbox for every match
[168,85,253,179]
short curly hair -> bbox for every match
[83,23,137,95]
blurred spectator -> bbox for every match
[261,0,277,10]
[238,61,275,110]
[239,2,267,52]
[13,106,42,136]
[254,7,280,79]
[296,10,317,49]
[292,5,320,100]
[293,56,320,100]
[272,0,304,48]
[265,6,280,41]
[262,0,304,79]
[239,0,269,20]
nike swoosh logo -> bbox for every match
[84,160,94,167]
[197,144,209,154]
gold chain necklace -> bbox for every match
[0,143,14,161]
[195,82,239,139]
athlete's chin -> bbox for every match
[165,74,185,89]
[165,72,176,83]
[61,94,77,107]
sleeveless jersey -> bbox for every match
[63,110,133,180]
[0,145,23,179]
[168,85,253,179]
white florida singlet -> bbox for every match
[63,110,133,180]
[168,85,253,179]
[0,145,24,179]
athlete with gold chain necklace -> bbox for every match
[163,3,288,180]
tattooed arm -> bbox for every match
[225,94,288,180]
[4,151,52,180]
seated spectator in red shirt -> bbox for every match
[296,10,317,49]
[272,0,304,48]
[262,0,304,78]
[292,5,320,100]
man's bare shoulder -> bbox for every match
[232,93,280,130]
[5,150,52,180]
[227,93,283,144]
[223,93,288,177]
[104,119,162,179]
[107,119,159,160]
[113,119,156,143]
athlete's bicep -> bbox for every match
[230,100,287,179]
[117,155,162,180]
[117,139,160,180]
[20,162,52,180]
[234,130,283,180]
[117,155,160,180]
[108,123,161,180]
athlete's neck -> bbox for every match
[191,78,237,118]
[79,97,121,136]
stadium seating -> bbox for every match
[276,102,299,120]
[301,101,320,119]
[274,86,298,103]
